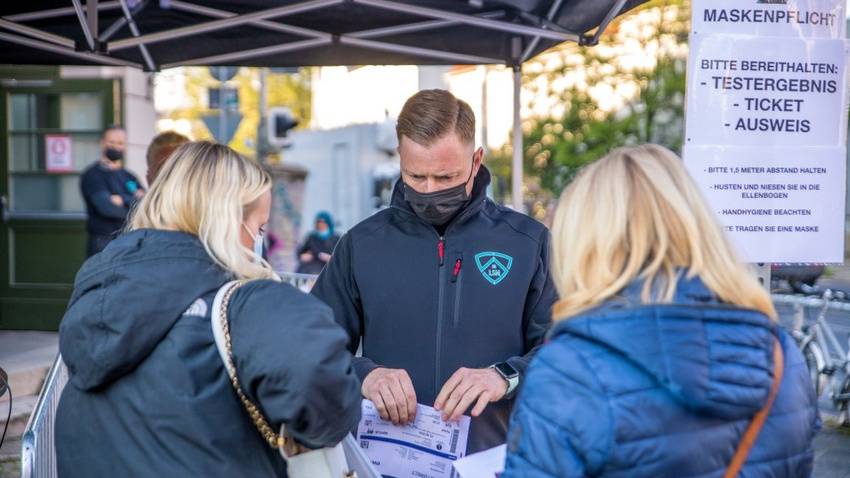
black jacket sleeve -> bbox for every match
[310,233,381,382]
[226,280,362,448]
[80,169,129,219]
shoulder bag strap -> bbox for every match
[211,279,284,450]
[723,336,785,478]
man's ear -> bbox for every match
[473,146,484,172]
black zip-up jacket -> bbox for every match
[311,166,557,454]
[56,229,362,477]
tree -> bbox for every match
[515,0,690,205]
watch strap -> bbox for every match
[489,363,520,396]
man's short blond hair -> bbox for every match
[396,89,475,148]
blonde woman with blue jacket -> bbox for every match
[502,144,819,477]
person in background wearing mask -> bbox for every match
[80,124,145,256]
[311,89,557,457]
[145,130,190,186]
[296,211,341,274]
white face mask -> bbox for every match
[243,223,264,260]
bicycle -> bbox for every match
[789,287,850,426]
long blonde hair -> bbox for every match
[550,144,776,321]
[129,141,276,280]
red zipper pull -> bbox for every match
[438,240,444,266]
[451,259,462,283]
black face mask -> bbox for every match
[104,147,123,162]
[404,163,474,226]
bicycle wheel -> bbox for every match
[837,376,850,427]
[801,340,826,397]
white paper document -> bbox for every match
[451,444,506,478]
[357,399,470,478]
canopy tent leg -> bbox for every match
[72,0,97,50]
[512,65,523,212]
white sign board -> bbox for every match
[684,145,846,262]
[691,0,845,39]
[45,134,72,173]
[684,0,849,263]
[685,36,848,147]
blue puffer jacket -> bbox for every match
[502,274,820,477]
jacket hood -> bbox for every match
[551,274,778,420]
[59,229,231,390]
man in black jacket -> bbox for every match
[311,89,557,455]
[79,124,145,256]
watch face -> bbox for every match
[494,361,518,379]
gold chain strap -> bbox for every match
[219,281,285,450]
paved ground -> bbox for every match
[815,418,850,478]
[802,265,850,477]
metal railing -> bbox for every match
[277,271,319,292]
[20,272,319,476]
[20,353,67,478]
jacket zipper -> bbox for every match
[452,255,462,326]
[435,235,446,395]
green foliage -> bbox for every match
[520,0,690,200]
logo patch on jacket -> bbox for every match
[182,298,208,317]
[475,252,513,285]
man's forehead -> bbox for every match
[103,130,126,141]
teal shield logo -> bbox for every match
[475,252,513,285]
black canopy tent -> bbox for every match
[0,0,649,208]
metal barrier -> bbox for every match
[20,272,319,476]
[20,353,67,478]
[278,271,319,292]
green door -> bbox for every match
[1,75,119,330]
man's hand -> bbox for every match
[361,368,418,425]
[299,252,314,262]
[434,367,507,422]
[109,194,124,207]
[318,252,332,262]
[133,189,145,199]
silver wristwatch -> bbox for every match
[489,361,519,395]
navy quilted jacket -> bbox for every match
[502,274,820,477]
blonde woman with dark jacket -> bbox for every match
[57,141,361,477]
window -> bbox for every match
[8,91,106,213]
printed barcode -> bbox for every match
[449,428,459,453]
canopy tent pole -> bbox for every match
[587,0,629,46]
[0,31,140,68]
[118,0,156,71]
[72,0,97,50]
[512,64,523,212]
[356,0,580,43]
[109,0,343,51]
[0,19,75,48]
